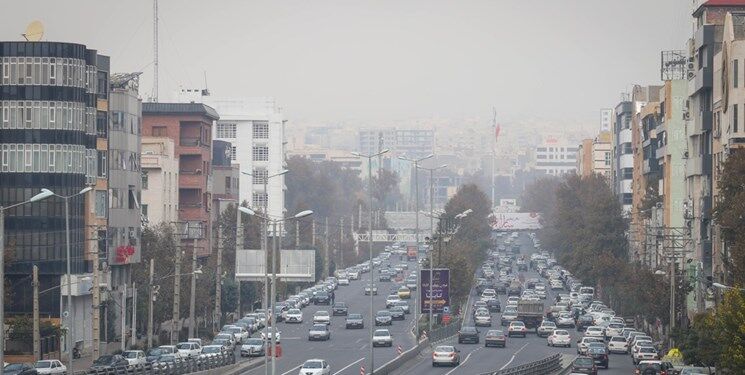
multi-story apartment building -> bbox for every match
[142,103,218,257]
[1,41,104,354]
[141,137,179,225]
[534,138,578,176]
[577,132,612,179]
[358,128,434,159]
[211,139,239,222]
[600,109,613,132]
[613,100,634,214]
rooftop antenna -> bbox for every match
[152,0,159,102]
[202,71,210,96]
[22,21,44,41]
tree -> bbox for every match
[713,149,745,285]
[520,176,561,216]
[370,169,402,211]
[715,288,745,370]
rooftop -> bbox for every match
[694,0,745,16]
[143,102,220,121]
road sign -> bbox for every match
[420,268,450,314]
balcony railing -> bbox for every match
[179,137,206,147]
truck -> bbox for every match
[406,245,417,261]
[516,300,544,330]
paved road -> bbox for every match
[391,233,639,375]
[243,257,419,375]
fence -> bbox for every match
[73,351,236,375]
[477,353,563,375]
[426,318,462,344]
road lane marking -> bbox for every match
[332,357,365,375]
[444,348,480,375]
[281,364,302,375]
[499,342,529,370]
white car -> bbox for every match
[474,310,492,327]
[577,336,604,355]
[372,329,393,347]
[507,321,527,338]
[605,322,625,338]
[480,289,497,302]
[313,311,331,325]
[547,330,571,347]
[348,271,360,280]
[556,312,575,328]
[297,359,331,375]
[633,346,659,364]
[122,350,147,367]
[338,277,350,286]
[261,327,282,343]
[286,308,303,323]
[584,326,605,338]
[537,321,557,337]
[607,336,629,354]
[176,342,201,358]
[385,294,401,307]
[33,360,67,374]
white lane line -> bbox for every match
[332,357,365,375]
[360,344,368,350]
[499,342,529,370]
[356,338,365,344]
[444,348,480,375]
[281,364,302,375]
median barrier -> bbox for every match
[477,353,563,375]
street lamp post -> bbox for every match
[352,149,389,375]
[45,187,93,370]
[240,169,288,375]
[398,154,433,336]
[0,189,55,375]
[239,207,312,375]
[148,268,202,349]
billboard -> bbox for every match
[235,249,315,282]
[420,268,450,314]
[490,212,542,231]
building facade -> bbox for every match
[141,136,179,225]
[613,100,634,214]
[534,138,578,176]
[211,139,239,222]
[142,103,218,257]
[358,128,434,159]
[600,108,613,132]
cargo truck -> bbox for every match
[406,246,417,261]
[517,300,544,330]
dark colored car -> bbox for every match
[576,315,595,331]
[4,364,37,375]
[389,306,405,320]
[379,271,392,282]
[507,284,522,296]
[345,313,364,329]
[332,302,348,316]
[587,347,609,369]
[487,299,501,313]
[90,354,129,372]
[484,329,506,348]
[314,291,331,305]
[495,282,508,295]
[146,348,165,363]
[457,326,480,344]
[570,356,598,375]
[273,306,285,322]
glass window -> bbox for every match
[230,146,236,161]
[253,121,269,139]
[95,190,107,218]
[252,192,268,208]
[142,171,149,190]
[252,146,268,161]
[252,168,268,184]
[217,123,237,138]
[735,59,739,88]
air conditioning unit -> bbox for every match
[688,62,695,71]
[683,151,689,159]
[688,71,695,80]
[683,112,691,120]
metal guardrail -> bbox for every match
[73,352,236,375]
[426,318,463,344]
[478,353,562,375]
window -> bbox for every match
[253,121,269,139]
[97,150,107,178]
[252,192,268,208]
[735,60,739,88]
[152,126,167,137]
[252,146,269,161]
[622,168,633,179]
[95,190,107,218]
[622,142,633,154]
[734,104,739,133]
[217,123,237,138]
[622,193,633,205]
[142,204,148,220]
[225,176,232,190]
[605,152,611,166]
[252,168,268,184]
[142,171,149,189]
[230,146,237,161]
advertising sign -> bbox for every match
[490,212,542,230]
[420,268,450,314]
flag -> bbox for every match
[495,124,501,142]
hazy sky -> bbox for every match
[2,1,690,126]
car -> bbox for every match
[297,359,331,375]
[537,321,557,337]
[474,309,492,327]
[308,324,331,341]
[375,310,393,326]
[636,361,679,374]
[241,338,266,357]
[157,345,178,355]
[486,299,501,313]
[187,338,203,347]
[500,310,518,326]
[587,346,609,369]
[633,346,659,365]
[480,289,497,302]
[90,354,129,372]
[605,322,625,338]
[122,350,147,367]
[260,327,282,343]
[392,300,410,314]
[345,313,364,329]
[332,302,349,316]
[607,335,629,354]
[372,329,393,347]
[379,271,392,282]
[385,294,401,307]
[397,286,411,299]
[314,291,331,305]
[584,326,605,338]
[212,334,235,350]
[364,284,378,295]
[547,329,571,347]
[338,277,350,286]
[5,363,38,375]
[577,315,595,331]
[570,356,598,375]
[176,342,201,359]
[406,278,417,290]
[453,326,479,344]
[556,312,575,328]
[200,345,226,362]
[484,329,507,348]
[145,348,167,364]
[577,337,604,355]
[33,360,66,375]
[389,306,405,320]
[508,321,528,338]
[313,310,331,325]
[223,325,249,343]
[432,345,461,367]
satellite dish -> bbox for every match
[23,20,44,41]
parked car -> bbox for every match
[176,342,202,359]
[5,363,38,375]
[145,348,166,363]
[122,350,147,367]
[308,324,331,341]
[372,329,393,347]
[431,345,460,367]
[241,338,266,357]
[484,329,507,348]
[200,345,226,362]
[33,360,66,375]
[89,354,129,372]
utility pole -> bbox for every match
[236,210,242,318]
[171,246,181,344]
[270,221,278,375]
[121,283,127,352]
[152,0,159,102]
[33,265,40,360]
[295,221,300,248]
[189,237,197,338]
[324,217,329,278]
[91,230,101,358]
[148,259,154,349]
[215,222,222,332]
[131,283,137,348]
[340,217,344,269]
[311,220,316,246]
